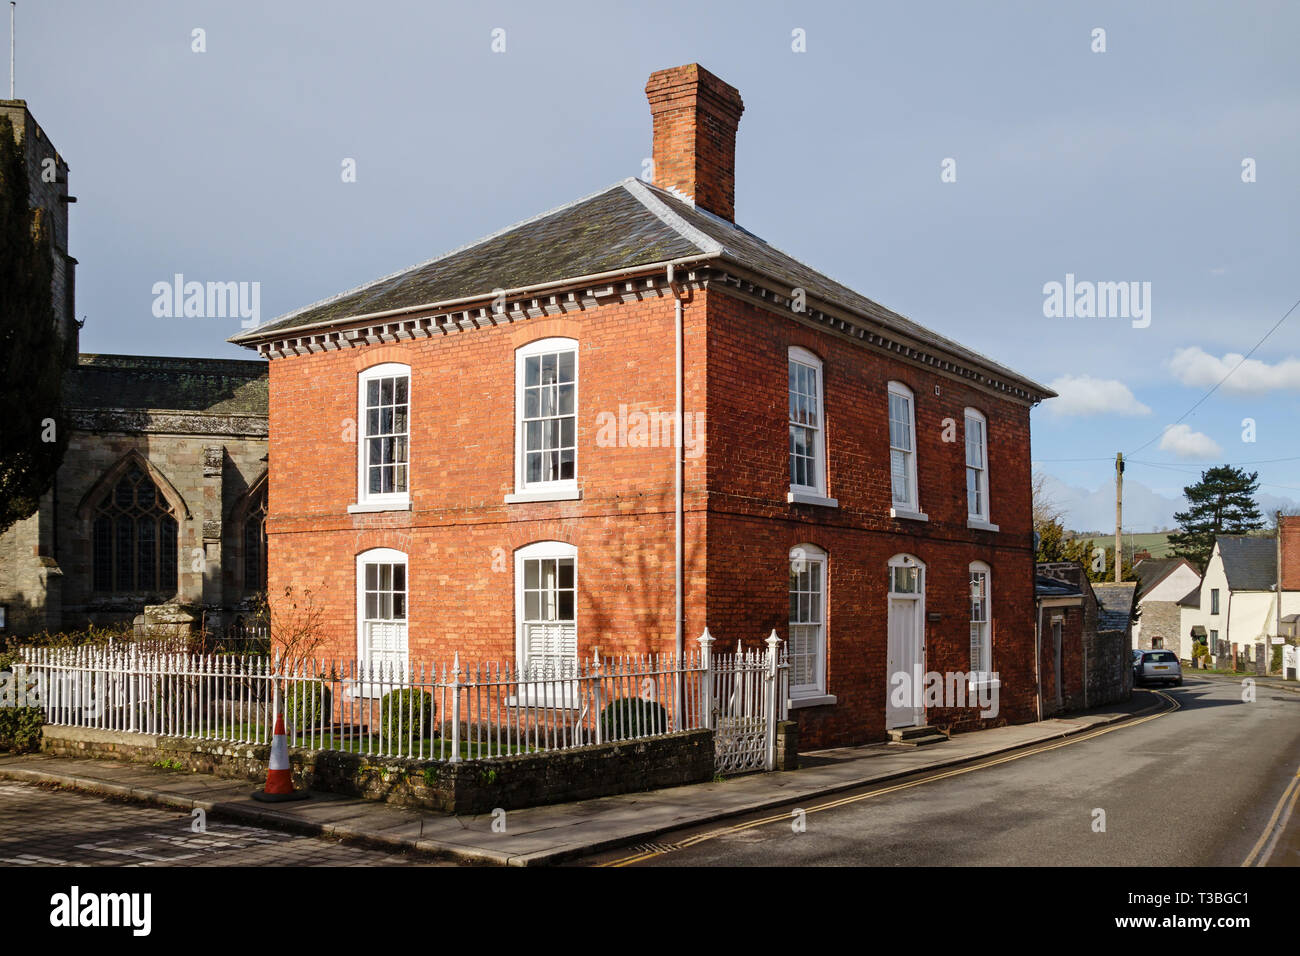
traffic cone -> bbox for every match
[252,712,309,802]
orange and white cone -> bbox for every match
[252,712,309,802]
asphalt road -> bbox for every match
[589,678,1300,867]
[0,782,448,867]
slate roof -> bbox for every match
[1035,575,1082,598]
[1216,536,1277,592]
[1176,585,1201,608]
[65,354,268,417]
[230,178,1053,400]
[1092,583,1137,632]
[1132,557,1196,600]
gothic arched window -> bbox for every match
[242,484,268,594]
[92,464,179,594]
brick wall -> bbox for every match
[1281,516,1300,591]
[1039,603,1085,717]
[701,290,1039,745]
[267,293,709,662]
[264,283,1042,749]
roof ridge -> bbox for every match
[622,178,724,256]
[233,179,637,340]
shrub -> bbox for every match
[599,697,669,740]
[379,689,435,741]
[284,681,332,730]
[0,706,44,753]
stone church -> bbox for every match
[0,98,268,638]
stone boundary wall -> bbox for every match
[39,726,715,814]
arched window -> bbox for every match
[788,347,827,499]
[514,541,578,680]
[242,483,268,594]
[356,547,409,689]
[969,561,992,677]
[789,544,828,699]
[92,464,179,594]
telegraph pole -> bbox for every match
[1114,452,1124,583]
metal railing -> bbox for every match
[14,629,788,771]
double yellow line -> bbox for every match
[1242,766,1300,867]
[601,691,1180,867]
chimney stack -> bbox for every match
[1279,515,1300,592]
[645,64,744,222]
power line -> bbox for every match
[1125,293,1300,456]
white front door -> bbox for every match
[887,596,924,729]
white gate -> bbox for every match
[700,630,788,774]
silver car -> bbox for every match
[1135,649,1183,687]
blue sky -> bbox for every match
[14,0,1300,531]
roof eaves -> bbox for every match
[229,178,648,345]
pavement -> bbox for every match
[0,693,1164,866]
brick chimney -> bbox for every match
[645,64,744,222]
[1280,515,1300,591]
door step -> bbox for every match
[887,726,949,747]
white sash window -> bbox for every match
[357,363,411,508]
[515,339,578,493]
[789,544,827,698]
[357,548,409,694]
[888,382,918,513]
[969,563,991,678]
[965,409,989,522]
[515,542,578,688]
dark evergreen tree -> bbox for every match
[1167,465,1264,570]
[0,114,68,534]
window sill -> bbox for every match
[787,490,839,508]
[504,489,583,504]
[967,518,1000,533]
[890,507,929,522]
[965,677,1001,693]
[788,693,837,710]
[347,499,411,514]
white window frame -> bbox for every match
[964,408,994,528]
[509,338,579,502]
[969,562,994,682]
[355,547,409,696]
[788,544,831,704]
[787,347,834,506]
[888,382,924,520]
[514,541,579,706]
[352,362,411,512]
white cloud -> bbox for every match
[1157,424,1222,459]
[1168,346,1300,394]
[1046,374,1151,417]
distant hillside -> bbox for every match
[1067,530,1177,561]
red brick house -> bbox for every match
[230,64,1055,748]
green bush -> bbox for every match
[284,681,332,730]
[0,706,44,753]
[379,689,435,740]
[599,697,669,740]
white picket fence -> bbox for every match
[14,631,789,772]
